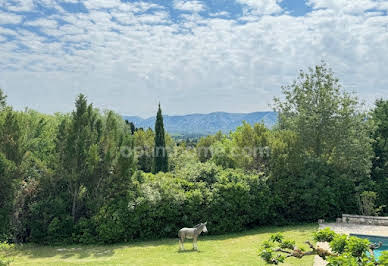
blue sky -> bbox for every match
[0,0,387,116]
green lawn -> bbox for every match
[7,224,317,266]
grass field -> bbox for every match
[7,224,317,266]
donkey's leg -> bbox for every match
[180,237,185,251]
[193,236,198,251]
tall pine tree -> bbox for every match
[152,103,168,173]
[0,88,6,109]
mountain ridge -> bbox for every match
[123,111,277,135]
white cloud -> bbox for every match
[209,11,230,17]
[0,0,387,116]
[237,0,283,15]
[25,18,58,28]
[0,11,22,24]
[1,0,34,12]
[307,0,377,14]
[0,26,17,35]
[83,0,122,10]
[174,0,205,12]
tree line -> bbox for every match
[0,63,387,245]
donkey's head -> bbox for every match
[202,221,208,233]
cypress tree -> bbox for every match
[0,88,7,109]
[152,103,168,173]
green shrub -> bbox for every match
[262,240,273,249]
[379,251,388,265]
[326,253,358,266]
[73,218,96,244]
[259,248,285,264]
[279,239,295,249]
[330,234,348,254]
[88,169,274,243]
[345,236,370,258]
[269,233,284,243]
[358,191,385,216]
[94,202,129,244]
[0,241,14,266]
[313,228,336,242]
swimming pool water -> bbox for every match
[351,234,388,260]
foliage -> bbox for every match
[259,233,307,264]
[329,234,348,254]
[0,241,14,266]
[271,63,373,222]
[326,254,359,266]
[260,228,384,265]
[0,63,386,246]
[90,168,273,243]
[371,99,388,215]
[345,236,370,258]
[358,191,385,216]
[379,251,388,265]
[152,104,168,173]
[280,239,296,250]
[196,133,219,162]
[313,228,336,242]
[274,62,373,183]
[270,233,284,243]
[134,128,154,172]
[0,89,6,109]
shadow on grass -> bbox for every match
[10,244,116,260]
[177,249,202,253]
[9,223,316,260]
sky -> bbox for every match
[0,0,387,117]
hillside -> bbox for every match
[123,111,277,135]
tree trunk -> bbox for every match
[71,185,78,222]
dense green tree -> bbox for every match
[125,120,136,135]
[196,131,223,163]
[271,63,373,221]
[134,128,154,172]
[371,99,388,214]
[152,104,168,173]
[231,122,270,171]
[0,107,23,240]
[0,109,23,164]
[274,63,373,185]
[0,88,6,109]
[0,153,16,240]
[55,94,101,221]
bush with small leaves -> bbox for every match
[259,228,384,265]
[262,240,273,249]
[270,233,284,243]
[330,234,348,254]
[259,248,273,263]
[326,253,359,266]
[379,251,388,265]
[280,239,295,250]
[259,248,285,265]
[345,236,370,258]
[313,228,336,242]
[0,242,14,266]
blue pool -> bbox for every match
[351,234,388,260]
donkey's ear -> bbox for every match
[204,221,207,225]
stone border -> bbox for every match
[342,214,388,226]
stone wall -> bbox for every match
[342,214,388,226]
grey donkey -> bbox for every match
[178,222,208,251]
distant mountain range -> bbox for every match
[123,112,277,135]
